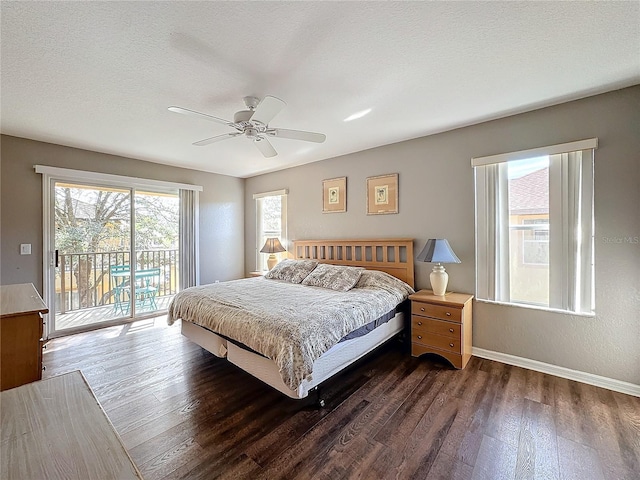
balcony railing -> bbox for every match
[57,249,178,313]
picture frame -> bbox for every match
[366,173,398,215]
[322,177,347,213]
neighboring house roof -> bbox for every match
[509,167,548,215]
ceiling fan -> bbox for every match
[168,96,326,158]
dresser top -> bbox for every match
[409,289,473,308]
[0,283,48,317]
[1,370,142,479]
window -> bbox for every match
[473,139,596,314]
[254,189,288,271]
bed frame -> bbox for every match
[180,238,415,400]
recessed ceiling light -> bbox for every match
[343,108,372,122]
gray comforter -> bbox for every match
[167,272,413,390]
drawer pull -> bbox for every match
[449,343,454,348]
[446,312,451,316]
[417,321,422,326]
[420,307,425,312]
[449,328,454,333]
[42,365,46,371]
[417,335,422,340]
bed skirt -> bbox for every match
[180,312,405,399]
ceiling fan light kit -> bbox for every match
[169,95,326,158]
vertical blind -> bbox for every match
[179,189,199,289]
[472,139,596,314]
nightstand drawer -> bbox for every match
[412,316,461,339]
[412,331,461,353]
[411,301,462,322]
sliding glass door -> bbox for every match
[49,181,179,336]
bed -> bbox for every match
[168,238,415,400]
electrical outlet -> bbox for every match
[20,244,32,255]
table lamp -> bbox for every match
[260,237,286,270]
[416,238,461,296]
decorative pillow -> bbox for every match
[265,259,318,283]
[301,263,364,292]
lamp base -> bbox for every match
[430,264,449,296]
[267,254,278,271]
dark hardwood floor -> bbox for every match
[43,317,640,480]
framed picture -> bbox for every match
[322,177,347,213]
[366,173,398,215]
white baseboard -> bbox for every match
[472,347,640,398]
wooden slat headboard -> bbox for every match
[292,238,414,288]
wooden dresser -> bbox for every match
[0,283,48,391]
[409,289,473,369]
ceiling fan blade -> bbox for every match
[253,137,277,158]
[267,128,326,143]
[251,96,286,125]
[168,106,238,128]
[193,132,242,146]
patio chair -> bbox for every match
[110,265,131,315]
[134,268,160,312]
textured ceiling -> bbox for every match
[1,2,639,178]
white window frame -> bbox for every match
[253,189,288,272]
[472,139,596,316]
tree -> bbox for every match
[135,193,180,250]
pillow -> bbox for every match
[301,263,364,292]
[265,259,318,283]
[354,269,415,298]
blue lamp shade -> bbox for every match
[416,239,461,264]
[417,239,460,296]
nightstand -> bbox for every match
[409,290,473,369]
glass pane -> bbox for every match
[135,190,179,315]
[261,195,282,232]
[258,195,285,271]
[54,182,131,331]
[507,157,550,306]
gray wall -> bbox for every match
[1,135,245,291]
[245,86,640,386]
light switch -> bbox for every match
[20,244,32,255]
